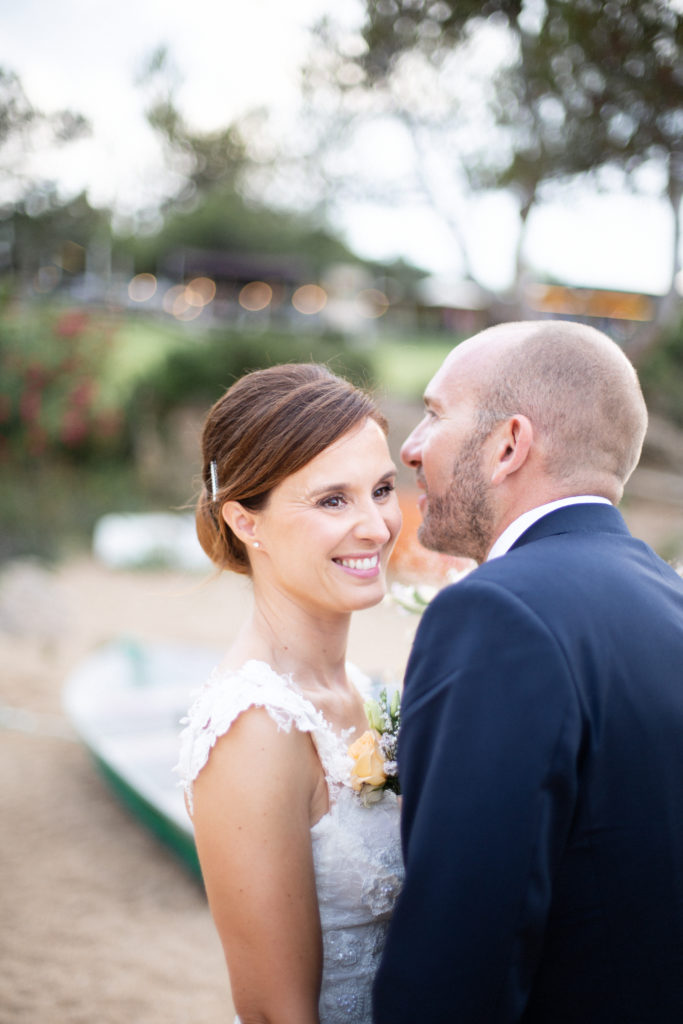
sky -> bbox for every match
[0,0,678,296]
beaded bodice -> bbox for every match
[176,659,403,1024]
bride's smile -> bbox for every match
[244,417,402,616]
[332,552,380,576]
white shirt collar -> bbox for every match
[486,496,612,561]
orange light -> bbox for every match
[162,285,186,314]
[128,273,157,302]
[161,285,203,320]
[525,283,653,322]
[292,284,327,315]
[174,303,203,322]
[356,288,389,318]
[239,281,273,312]
[186,276,216,307]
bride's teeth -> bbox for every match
[340,555,378,570]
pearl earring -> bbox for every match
[253,541,260,549]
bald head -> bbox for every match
[445,320,648,503]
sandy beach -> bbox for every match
[0,556,419,1024]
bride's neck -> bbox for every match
[226,588,351,688]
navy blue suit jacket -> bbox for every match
[373,504,683,1023]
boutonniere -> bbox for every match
[348,687,401,806]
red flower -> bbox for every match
[55,310,90,338]
[19,390,42,423]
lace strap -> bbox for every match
[175,660,353,813]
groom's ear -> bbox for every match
[489,415,533,486]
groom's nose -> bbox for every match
[400,421,424,468]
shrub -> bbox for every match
[0,303,130,463]
[638,313,683,427]
[129,326,376,426]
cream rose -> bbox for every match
[348,729,387,791]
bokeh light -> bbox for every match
[185,277,216,307]
[356,288,389,318]
[239,281,273,311]
[128,273,158,303]
[292,284,327,315]
[162,285,204,321]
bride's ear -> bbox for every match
[490,415,533,486]
[221,500,260,547]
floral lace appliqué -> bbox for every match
[176,659,355,812]
[176,659,404,1024]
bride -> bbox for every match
[177,363,404,1024]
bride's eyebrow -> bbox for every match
[307,482,349,498]
[307,468,396,499]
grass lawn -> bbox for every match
[370,335,457,398]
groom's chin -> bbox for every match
[417,520,448,555]
[418,521,480,564]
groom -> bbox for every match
[373,320,683,1022]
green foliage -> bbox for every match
[492,0,683,215]
[130,325,376,423]
[0,65,89,151]
[138,45,246,199]
[0,460,145,563]
[356,0,682,182]
[116,188,363,277]
[0,303,130,463]
[637,313,683,427]
[310,1,682,296]
[371,335,455,398]
[3,189,111,280]
[0,298,377,469]
[0,305,379,561]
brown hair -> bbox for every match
[196,363,387,574]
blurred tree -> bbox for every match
[117,45,431,295]
[302,0,682,350]
[124,46,382,276]
[0,65,89,202]
[4,188,112,284]
[0,66,96,285]
[137,46,248,204]
[116,187,366,276]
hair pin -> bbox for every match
[209,459,219,501]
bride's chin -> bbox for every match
[352,585,388,611]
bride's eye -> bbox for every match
[373,483,395,501]
[319,493,346,509]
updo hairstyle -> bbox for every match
[196,363,387,575]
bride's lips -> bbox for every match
[332,552,381,578]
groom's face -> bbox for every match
[401,354,495,563]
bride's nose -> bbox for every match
[354,500,392,544]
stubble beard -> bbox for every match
[417,433,495,564]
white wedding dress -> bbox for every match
[176,660,404,1024]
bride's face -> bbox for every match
[251,418,402,616]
